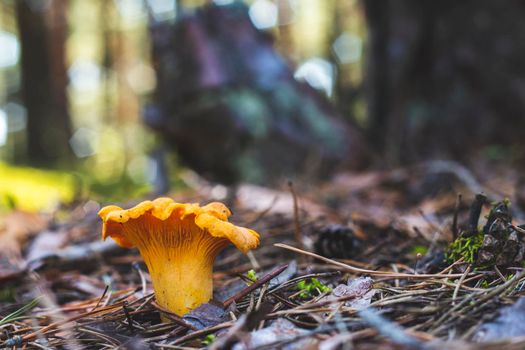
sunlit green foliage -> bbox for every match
[0,162,75,211]
[0,161,160,212]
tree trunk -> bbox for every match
[363,0,525,165]
[16,0,72,166]
[362,0,390,156]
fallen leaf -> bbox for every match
[182,302,228,330]
[323,277,376,309]
[0,210,48,258]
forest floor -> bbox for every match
[2,160,525,349]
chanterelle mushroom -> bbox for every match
[99,198,260,316]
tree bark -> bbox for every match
[363,0,525,165]
[362,0,390,155]
[16,0,72,166]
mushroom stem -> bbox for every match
[144,249,216,316]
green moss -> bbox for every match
[297,278,332,299]
[446,233,484,264]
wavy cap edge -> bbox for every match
[98,198,260,252]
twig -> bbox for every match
[90,285,109,312]
[275,243,472,279]
[494,265,506,283]
[223,264,289,307]
[133,262,148,296]
[452,264,471,305]
[76,326,120,346]
[288,180,304,252]
[150,302,197,331]
[122,301,134,333]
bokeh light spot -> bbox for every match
[68,59,102,92]
[0,31,20,69]
[249,0,278,30]
[0,110,7,147]
[332,32,362,64]
[5,103,27,133]
[294,57,335,97]
[69,127,99,158]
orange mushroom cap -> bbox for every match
[99,198,260,316]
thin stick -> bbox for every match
[150,302,197,331]
[133,262,148,296]
[274,243,471,279]
[90,285,109,312]
[288,180,304,251]
[223,264,289,307]
[452,264,471,305]
[122,302,134,333]
[452,193,462,239]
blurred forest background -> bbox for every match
[1,0,525,211]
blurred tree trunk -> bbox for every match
[363,0,525,165]
[363,0,432,165]
[362,0,390,158]
[16,0,72,166]
[100,0,115,124]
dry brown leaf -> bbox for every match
[0,210,49,259]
